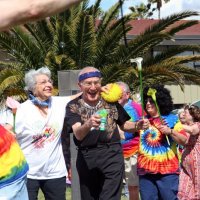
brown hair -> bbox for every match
[184,105,200,122]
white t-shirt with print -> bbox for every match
[9,96,71,179]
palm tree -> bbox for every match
[0,0,128,103]
[148,0,170,19]
[129,2,156,19]
[0,0,200,105]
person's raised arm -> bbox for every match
[0,0,82,31]
[120,119,149,134]
[158,124,188,146]
[182,123,200,136]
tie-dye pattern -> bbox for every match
[138,114,186,175]
[121,100,142,158]
[0,125,28,188]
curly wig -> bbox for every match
[143,84,174,116]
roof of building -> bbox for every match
[127,19,200,36]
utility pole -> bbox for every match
[119,0,128,48]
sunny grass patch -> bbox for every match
[38,187,129,200]
[38,187,71,200]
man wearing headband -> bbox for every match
[0,0,82,31]
[0,1,83,199]
[64,66,149,200]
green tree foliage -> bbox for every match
[0,0,200,104]
[129,2,156,19]
[148,0,171,19]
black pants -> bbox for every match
[27,177,66,200]
[77,143,124,200]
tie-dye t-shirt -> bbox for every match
[137,114,186,175]
[0,125,28,189]
[121,100,142,158]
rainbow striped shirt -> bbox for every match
[121,100,142,158]
[0,125,28,188]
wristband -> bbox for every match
[135,122,138,131]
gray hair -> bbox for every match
[24,67,51,92]
[116,81,130,93]
[178,108,184,117]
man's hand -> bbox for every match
[101,85,109,94]
[87,114,101,130]
[136,119,150,130]
[157,124,171,135]
[72,113,102,140]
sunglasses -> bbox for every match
[144,98,154,104]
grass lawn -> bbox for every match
[38,187,71,200]
[38,187,128,200]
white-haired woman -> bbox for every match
[6,66,79,200]
[178,108,187,125]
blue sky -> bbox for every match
[89,0,200,19]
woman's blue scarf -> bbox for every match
[29,93,51,107]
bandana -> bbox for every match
[29,94,51,107]
[78,71,101,82]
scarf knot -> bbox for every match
[29,94,51,107]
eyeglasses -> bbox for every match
[37,79,53,85]
[81,80,101,87]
